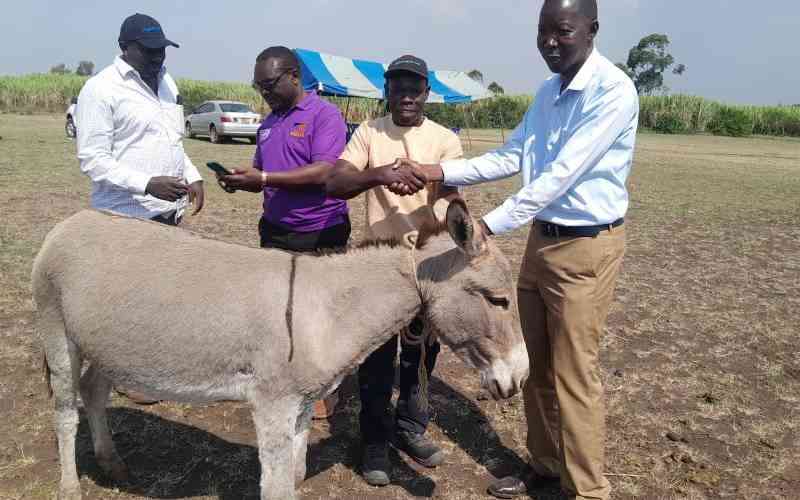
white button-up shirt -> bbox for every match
[76,56,202,219]
[442,50,639,234]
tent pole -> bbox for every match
[463,104,473,152]
[499,110,506,143]
[344,96,352,122]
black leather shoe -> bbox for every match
[487,471,560,499]
[361,442,391,486]
[393,430,444,467]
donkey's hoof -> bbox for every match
[98,457,129,482]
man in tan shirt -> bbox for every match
[326,54,462,487]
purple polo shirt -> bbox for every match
[254,92,348,232]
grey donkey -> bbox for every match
[33,199,529,500]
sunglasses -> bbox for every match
[252,68,294,95]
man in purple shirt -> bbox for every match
[220,46,349,252]
[218,46,349,417]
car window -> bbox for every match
[220,103,254,113]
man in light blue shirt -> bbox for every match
[398,1,638,498]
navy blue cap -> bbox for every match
[118,13,179,49]
[384,55,429,80]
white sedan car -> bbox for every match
[185,100,261,144]
[65,97,78,138]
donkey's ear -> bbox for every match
[446,198,487,258]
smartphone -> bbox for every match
[206,161,233,176]
[207,162,237,193]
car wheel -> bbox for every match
[186,121,194,138]
[65,117,76,138]
[209,125,220,144]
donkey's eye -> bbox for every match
[486,296,510,309]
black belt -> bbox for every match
[537,218,624,238]
[151,211,182,226]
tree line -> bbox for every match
[50,61,95,77]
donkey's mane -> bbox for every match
[414,218,449,249]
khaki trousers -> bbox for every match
[518,222,626,500]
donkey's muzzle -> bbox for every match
[484,341,530,399]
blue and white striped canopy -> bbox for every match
[296,48,491,104]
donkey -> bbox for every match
[32,199,529,500]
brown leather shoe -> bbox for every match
[487,470,559,499]
[312,390,340,420]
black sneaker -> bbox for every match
[393,430,444,468]
[361,442,391,486]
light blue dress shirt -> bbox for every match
[442,50,639,235]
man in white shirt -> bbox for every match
[77,13,204,225]
[75,14,204,404]
[398,1,638,498]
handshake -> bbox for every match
[382,158,436,196]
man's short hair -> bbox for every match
[256,46,301,73]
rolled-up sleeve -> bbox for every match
[482,82,638,235]
[75,81,150,194]
[182,153,203,184]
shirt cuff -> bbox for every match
[441,158,471,186]
[184,162,203,185]
[482,204,518,236]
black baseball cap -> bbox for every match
[384,55,428,80]
[118,13,179,49]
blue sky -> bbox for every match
[3,0,798,105]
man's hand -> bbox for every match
[188,180,204,215]
[387,159,449,196]
[380,159,427,196]
[217,168,264,193]
[146,176,188,202]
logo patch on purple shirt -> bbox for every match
[258,128,271,143]
[289,123,306,138]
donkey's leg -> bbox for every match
[293,402,313,486]
[41,309,82,500]
[252,395,300,500]
[79,364,128,482]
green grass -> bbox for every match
[640,95,800,137]
[5,73,799,137]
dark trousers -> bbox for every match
[358,316,441,444]
[259,216,351,251]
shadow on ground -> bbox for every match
[75,375,529,499]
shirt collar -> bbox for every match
[113,55,167,80]
[562,48,599,93]
[294,91,315,111]
[272,91,315,119]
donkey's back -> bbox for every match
[33,210,296,401]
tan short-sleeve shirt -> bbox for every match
[340,115,463,247]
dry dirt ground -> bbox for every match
[1,114,798,499]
